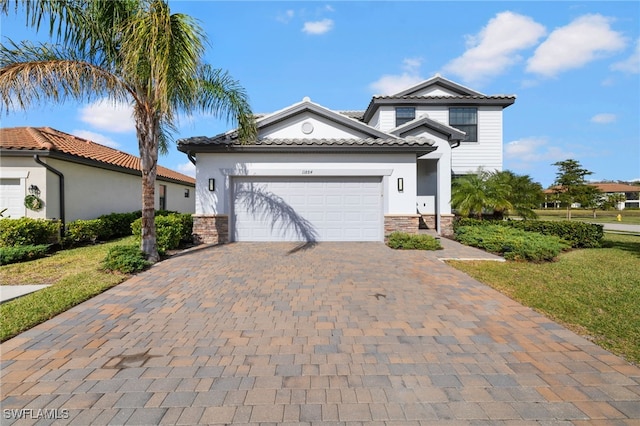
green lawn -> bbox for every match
[0,236,137,341]
[448,232,640,365]
[535,208,640,224]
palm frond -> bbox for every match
[0,40,130,113]
[195,65,257,142]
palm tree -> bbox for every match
[0,0,257,262]
[451,169,495,219]
[488,170,543,219]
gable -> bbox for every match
[260,110,374,140]
[393,75,484,97]
[256,98,394,140]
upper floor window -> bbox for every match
[449,108,477,142]
[395,107,415,127]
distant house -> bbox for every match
[543,182,640,210]
[0,127,195,224]
[178,75,515,243]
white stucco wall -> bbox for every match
[0,156,194,221]
[194,152,417,217]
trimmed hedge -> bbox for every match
[0,218,60,247]
[0,244,50,265]
[386,232,442,250]
[97,211,142,239]
[453,218,603,248]
[65,219,106,245]
[131,214,185,254]
[455,225,570,261]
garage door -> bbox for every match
[232,176,382,242]
[0,178,25,218]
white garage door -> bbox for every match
[0,178,25,218]
[233,176,383,242]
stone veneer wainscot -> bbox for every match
[192,215,229,245]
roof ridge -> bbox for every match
[27,127,54,150]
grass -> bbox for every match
[0,236,138,342]
[447,232,640,365]
[535,208,640,224]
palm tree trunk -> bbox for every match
[137,115,160,263]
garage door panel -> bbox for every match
[0,178,26,218]
[233,176,382,242]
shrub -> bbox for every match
[65,219,107,245]
[98,211,142,239]
[452,218,603,248]
[101,245,150,274]
[386,232,442,250]
[0,244,50,265]
[131,214,183,254]
[505,220,603,248]
[454,225,570,262]
[0,218,60,247]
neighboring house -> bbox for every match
[543,182,640,210]
[0,127,195,225]
[178,74,515,243]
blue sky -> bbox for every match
[2,1,639,188]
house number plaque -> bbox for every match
[302,170,313,174]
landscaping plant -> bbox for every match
[386,232,442,250]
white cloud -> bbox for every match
[611,38,640,74]
[176,161,196,178]
[527,14,626,77]
[442,12,546,84]
[369,57,424,95]
[71,129,121,149]
[591,113,617,124]
[504,137,575,164]
[302,18,334,35]
[79,98,135,133]
[276,9,294,24]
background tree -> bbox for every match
[579,185,604,219]
[1,0,257,262]
[551,159,594,220]
[605,193,626,210]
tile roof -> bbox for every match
[544,183,640,194]
[338,110,365,120]
[180,136,434,148]
[372,95,517,101]
[590,183,640,193]
[1,127,195,185]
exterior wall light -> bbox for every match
[208,178,215,191]
[184,189,190,198]
[397,177,404,192]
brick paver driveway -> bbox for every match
[1,242,639,425]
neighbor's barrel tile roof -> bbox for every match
[1,127,194,185]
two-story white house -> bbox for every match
[178,75,515,244]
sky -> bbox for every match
[1,1,639,188]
